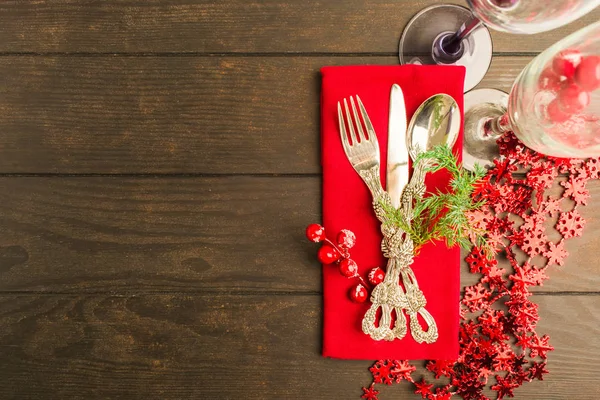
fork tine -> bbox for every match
[337,102,351,150]
[357,96,376,142]
[350,96,367,143]
[343,98,358,145]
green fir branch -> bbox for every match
[381,145,492,257]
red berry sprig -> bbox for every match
[305,223,373,301]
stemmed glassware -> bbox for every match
[399,0,600,92]
[462,20,600,169]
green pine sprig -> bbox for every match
[380,145,493,257]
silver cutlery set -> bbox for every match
[337,86,460,343]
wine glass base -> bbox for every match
[399,4,493,92]
[463,88,509,171]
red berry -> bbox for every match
[558,84,591,114]
[339,258,358,278]
[368,267,386,285]
[538,67,562,92]
[575,55,600,91]
[546,99,570,123]
[305,223,325,243]
[337,229,356,249]
[552,49,582,79]
[317,244,341,264]
[349,284,368,303]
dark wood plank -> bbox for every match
[0,0,598,53]
[0,176,598,293]
[0,55,528,174]
[0,176,319,293]
[0,293,596,399]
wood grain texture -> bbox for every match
[0,55,528,174]
[0,0,598,53]
[0,176,598,294]
[0,293,597,399]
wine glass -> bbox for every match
[462,20,600,170]
[399,0,600,92]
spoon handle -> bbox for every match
[398,157,439,344]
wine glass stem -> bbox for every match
[444,15,483,54]
[484,113,512,137]
[433,14,483,64]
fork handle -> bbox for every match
[358,165,387,204]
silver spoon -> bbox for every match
[401,93,461,344]
[407,93,461,161]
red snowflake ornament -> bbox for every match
[392,360,416,383]
[369,360,396,385]
[510,262,548,289]
[426,360,455,379]
[361,384,379,400]
[544,240,569,267]
[556,210,585,239]
[492,375,519,399]
[529,362,550,381]
[414,379,433,398]
[527,165,557,191]
[529,334,554,359]
[561,176,590,205]
[463,283,492,312]
[585,158,600,179]
[540,196,562,216]
[429,388,453,400]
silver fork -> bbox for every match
[338,95,438,344]
[338,96,409,341]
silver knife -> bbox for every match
[386,84,409,209]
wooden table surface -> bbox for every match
[0,1,599,399]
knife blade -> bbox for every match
[387,84,409,209]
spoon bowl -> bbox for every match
[407,94,461,160]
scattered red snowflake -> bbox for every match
[369,360,396,385]
[362,132,598,399]
[361,384,379,400]
[510,262,548,289]
[540,196,562,216]
[491,375,519,399]
[462,283,492,312]
[529,362,549,381]
[527,165,557,192]
[392,360,416,383]
[561,176,590,205]
[528,334,554,359]
[426,359,455,379]
[414,379,433,398]
[585,158,600,179]
[465,247,496,275]
[556,209,585,239]
[429,388,454,400]
[544,240,569,267]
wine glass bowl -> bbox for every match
[467,0,600,34]
[463,20,600,167]
[508,22,600,157]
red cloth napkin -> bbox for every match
[321,65,465,360]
